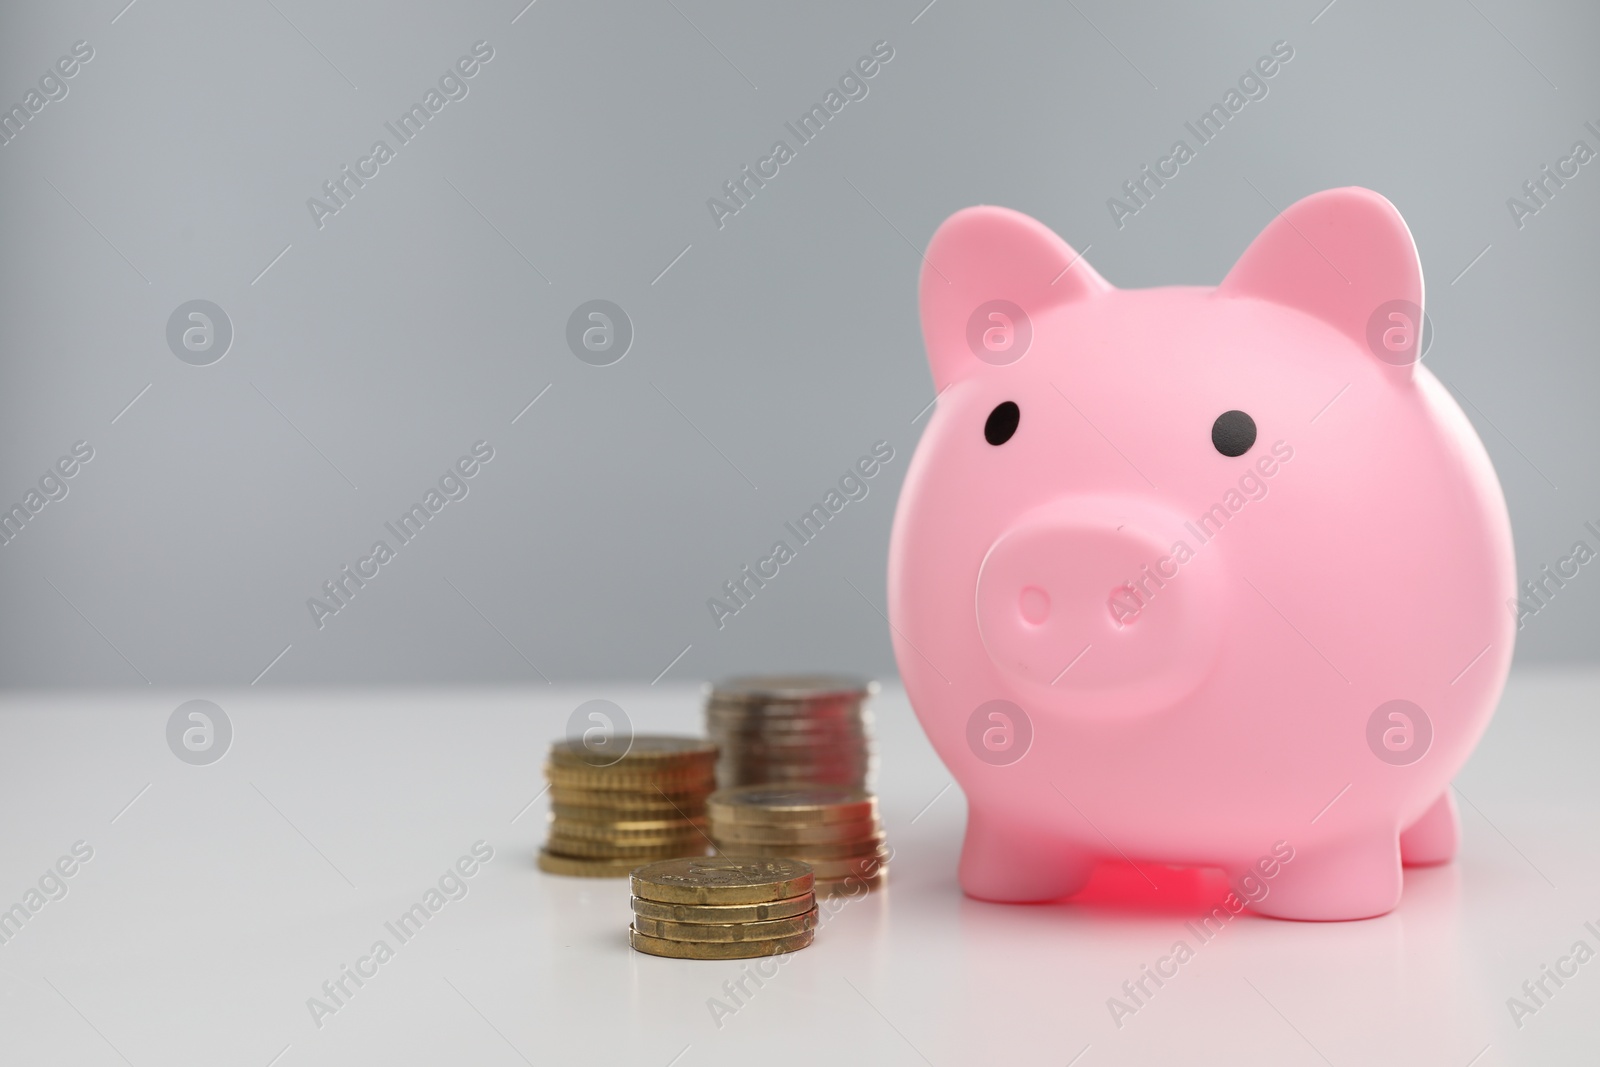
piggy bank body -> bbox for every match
[887,189,1514,920]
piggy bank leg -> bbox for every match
[1399,790,1459,867]
[959,807,1094,902]
[1242,834,1402,921]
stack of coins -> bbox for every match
[709,784,888,895]
[705,675,877,789]
[628,857,818,959]
[536,736,718,878]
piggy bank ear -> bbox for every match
[1219,187,1424,380]
[920,206,1110,392]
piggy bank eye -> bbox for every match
[985,402,1020,446]
[1211,410,1257,457]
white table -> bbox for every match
[0,671,1595,1066]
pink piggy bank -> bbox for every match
[887,188,1515,920]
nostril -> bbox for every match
[1109,584,1142,626]
[1019,585,1051,625]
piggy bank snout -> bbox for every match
[975,499,1227,715]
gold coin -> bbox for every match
[546,821,706,845]
[632,906,818,943]
[631,856,814,905]
[710,747,870,765]
[770,849,888,881]
[549,735,717,769]
[712,757,872,775]
[545,759,716,782]
[716,834,885,862]
[715,775,870,793]
[550,801,705,823]
[546,821,707,844]
[548,816,707,841]
[716,757,872,770]
[545,765,716,793]
[630,892,816,924]
[546,833,708,853]
[550,788,708,811]
[816,870,887,896]
[709,818,881,845]
[708,785,877,825]
[544,834,709,859]
[629,925,815,960]
[537,849,644,878]
[709,739,871,758]
[707,722,868,740]
[716,770,869,790]
[709,743,868,761]
[706,707,869,728]
[707,674,875,703]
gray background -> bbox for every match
[0,0,1594,690]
